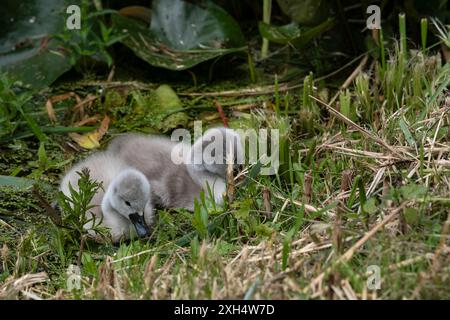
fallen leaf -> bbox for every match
[45,99,56,123]
[45,92,79,124]
[69,116,110,149]
[69,132,101,149]
[96,116,111,139]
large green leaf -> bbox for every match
[0,0,72,89]
[258,18,335,49]
[112,0,246,71]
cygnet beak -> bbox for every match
[129,213,151,238]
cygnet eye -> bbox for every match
[125,200,131,207]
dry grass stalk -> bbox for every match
[262,187,272,219]
[273,193,319,213]
[303,170,313,204]
[96,256,117,299]
[387,253,434,271]
[214,99,229,128]
[311,95,406,158]
[0,272,48,299]
[226,140,235,203]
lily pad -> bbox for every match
[0,0,72,89]
[112,0,246,70]
[258,18,335,49]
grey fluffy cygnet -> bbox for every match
[59,152,154,243]
[107,127,244,211]
[185,127,244,204]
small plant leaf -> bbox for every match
[399,118,416,147]
[400,184,428,200]
[403,207,420,226]
[362,197,378,215]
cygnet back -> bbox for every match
[108,134,202,210]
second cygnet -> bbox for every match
[107,127,244,211]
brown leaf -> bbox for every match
[51,92,77,103]
[119,6,152,24]
[46,92,80,124]
[45,99,56,123]
[97,115,111,138]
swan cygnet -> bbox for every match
[59,152,154,243]
[107,127,243,210]
[186,127,244,205]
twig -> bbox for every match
[181,83,290,97]
[75,81,154,91]
[179,53,370,97]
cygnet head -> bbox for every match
[189,127,244,179]
[105,168,152,238]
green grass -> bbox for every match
[1,42,450,300]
